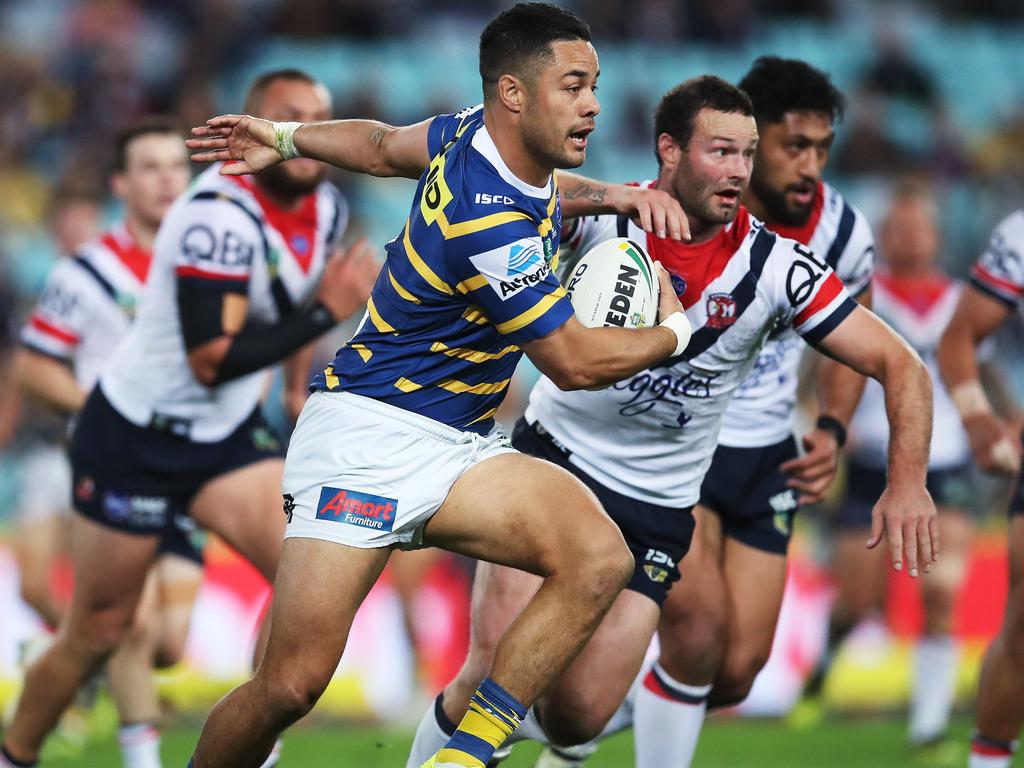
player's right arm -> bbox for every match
[176,200,377,387]
[937,212,1024,475]
[188,115,435,180]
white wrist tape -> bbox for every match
[951,380,992,420]
[992,437,1022,475]
[273,121,303,160]
[659,311,692,357]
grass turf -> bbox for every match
[36,714,1021,767]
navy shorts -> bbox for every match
[512,418,694,606]
[70,387,284,542]
[836,459,975,530]
[699,437,800,555]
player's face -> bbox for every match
[749,111,834,226]
[256,79,333,196]
[880,197,940,274]
[666,109,757,232]
[114,133,191,229]
[520,39,600,170]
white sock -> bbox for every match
[969,733,1018,768]
[406,694,456,768]
[118,722,161,768]
[506,706,548,745]
[257,739,283,768]
[634,662,711,768]
[909,635,958,743]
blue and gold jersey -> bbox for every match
[312,106,574,433]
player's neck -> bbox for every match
[741,189,769,223]
[123,215,157,252]
[686,218,723,245]
[483,113,552,189]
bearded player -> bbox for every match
[938,209,1024,768]
[405,74,936,768]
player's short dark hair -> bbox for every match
[654,76,754,166]
[739,56,845,126]
[479,3,591,97]
[244,68,318,114]
[113,115,183,172]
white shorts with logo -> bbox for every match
[283,391,516,549]
[18,444,72,525]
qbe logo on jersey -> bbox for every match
[316,486,398,532]
[469,236,550,301]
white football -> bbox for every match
[565,237,660,329]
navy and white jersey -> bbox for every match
[528,202,857,508]
[970,209,1024,312]
[311,106,573,434]
[848,270,969,470]
[718,181,875,447]
[21,224,150,391]
[100,164,348,442]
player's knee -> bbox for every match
[72,607,136,659]
[658,604,727,681]
[715,653,767,707]
[259,670,328,725]
[154,632,188,669]
[541,701,605,749]
[573,522,634,594]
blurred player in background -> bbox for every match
[13,117,201,768]
[938,210,1024,768]
[182,5,694,767]
[622,57,876,767]
[0,70,377,768]
[798,183,983,752]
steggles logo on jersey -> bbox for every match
[470,236,550,301]
[705,293,737,329]
[316,486,398,532]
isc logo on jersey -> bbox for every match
[316,486,398,532]
[470,237,551,301]
[566,237,659,329]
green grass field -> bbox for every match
[35,715,1023,767]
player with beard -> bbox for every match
[938,211,1024,768]
[405,75,935,768]
[0,70,378,768]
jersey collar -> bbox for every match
[471,125,552,199]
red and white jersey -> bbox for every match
[718,181,875,447]
[21,224,151,391]
[849,270,968,469]
[527,203,857,508]
[101,164,348,442]
[970,209,1024,312]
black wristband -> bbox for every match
[815,415,847,448]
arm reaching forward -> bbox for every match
[816,304,937,577]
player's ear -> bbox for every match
[497,74,524,114]
[657,132,680,169]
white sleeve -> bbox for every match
[834,207,875,299]
[970,209,1024,309]
[762,235,857,345]
[556,214,620,282]
[19,258,98,360]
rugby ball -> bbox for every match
[565,237,660,329]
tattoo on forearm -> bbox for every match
[561,183,607,203]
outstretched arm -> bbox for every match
[937,284,1020,475]
[816,304,936,577]
[188,115,434,179]
[558,172,689,242]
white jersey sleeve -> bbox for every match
[970,209,1024,309]
[20,258,98,361]
[760,236,858,345]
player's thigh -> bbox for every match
[255,537,391,705]
[659,504,727,640]
[189,457,285,583]
[12,516,67,585]
[717,537,788,688]
[921,508,972,601]
[152,552,203,664]
[543,588,660,735]
[1000,517,1024,647]
[389,548,441,603]
[65,515,160,648]
[423,451,628,577]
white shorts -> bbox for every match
[283,391,516,549]
[18,444,72,525]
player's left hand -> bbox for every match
[780,428,840,505]
[867,481,938,579]
[613,186,690,242]
[187,115,282,175]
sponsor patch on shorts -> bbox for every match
[315,486,398,532]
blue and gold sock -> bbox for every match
[433,677,526,767]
